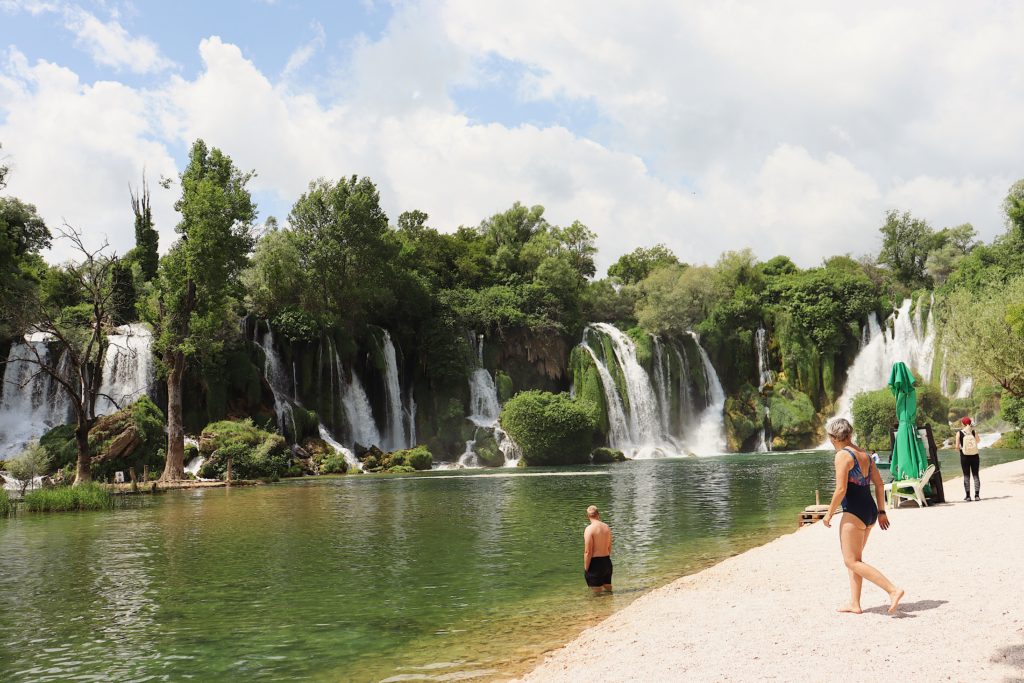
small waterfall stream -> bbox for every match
[754,327,773,452]
[378,330,411,452]
[578,324,725,457]
[457,333,520,467]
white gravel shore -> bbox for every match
[517,457,1024,682]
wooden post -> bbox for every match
[130,467,138,493]
[143,464,149,482]
[815,489,820,506]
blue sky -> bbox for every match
[2,1,1023,269]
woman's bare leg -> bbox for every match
[840,516,904,612]
[838,515,866,613]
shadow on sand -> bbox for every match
[864,599,948,618]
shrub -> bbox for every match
[0,488,12,516]
[500,391,596,466]
[5,441,50,495]
[320,452,349,475]
[23,484,113,512]
[404,446,433,471]
[39,424,78,471]
[200,436,289,481]
[591,447,626,464]
[198,419,266,455]
[852,383,950,450]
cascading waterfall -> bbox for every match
[578,324,725,457]
[378,330,410,452]
[96,324,156,415]
[688,332,728,455]
[457,332,520,467]
[0,337,72,459]
[334,347,381,449]
[253,323,297,439]
[1,326,155,459]
[754,327,773,452]
[823,295,947,444]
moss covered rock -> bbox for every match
[591,447,626,463]
[500,390,596,466]
[768,381,818,450]
[724,383,764,452]
[197,419,290,480]
[472,430,505,467]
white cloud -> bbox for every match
[63,6,174,74]
[2,1,1023,274]
[281,21,325,79]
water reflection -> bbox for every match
[0,449,1021,681]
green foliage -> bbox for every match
[88,396,167,481]
[583,279,640,328]
[271,309,319,343]
[198,419,269,455]
[767,382,818,450]
[108,259,137,324]
[39,424,78,472]
[129,178,159,281]
[1001,394,1024,431]
[23,484,113,512]
[591,447,625,463]
[851,384,950,450]
[878,209,936,288]
[0,196,50,336]
[500,391,596,466]
[199,435,289,481]
[402,446,433,471]
[760,255,798,277]
[607,244,680,283]
[5,441,50,494]
[495,370,514,404]
[724,384,764,452]
[0,488,11,516]
[320,452,349,475]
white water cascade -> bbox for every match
[823,297,941,445]
[457,333,520,467]
[689,332,728,455]
[96,324,156,415]
[378,330,411,451]
[330,344,381,450]
[754,327,773,452]
[1,326,156,460]
[579,324,726,457]
[253,323,297,439]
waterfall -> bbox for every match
[253,323,297,439]
[456,332,520,467]
[688,332,727,455]
[379,330,409,452]
[824,296,943,443]
[317,424,360,470]
[0,338,72,459]
[335,349,381,449]
[754,327,773,452]
[95,323,155,415]
[578,324,725,457]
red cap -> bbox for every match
[961,417,972,425]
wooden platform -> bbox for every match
[797,504,830,529]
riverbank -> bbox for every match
[518,458,1024,682]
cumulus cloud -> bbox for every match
[1,1,1022,272]
[62,6,174,74]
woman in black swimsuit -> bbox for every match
[822,418,904,614]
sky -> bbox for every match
[1,1,1023,272]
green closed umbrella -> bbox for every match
[889,361,929,481]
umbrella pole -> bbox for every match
[923,423,945,503]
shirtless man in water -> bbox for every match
[583,505,613,593]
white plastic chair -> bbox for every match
[887,464,936,508]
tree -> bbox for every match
[288,175,395,327]
[1004,179,1024,241]
[1,197,52,336]
[607,244,680,283]
[129,175,159,281]
[635,264,718,334]
[149,140,256,481]
[942,278,1024,400]
[5,440,50,496]
[1,226,121,484]
[0,141,8,190]
[877,210,936,288]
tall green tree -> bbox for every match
[288,176,395,327]
[607,244,680,283]
[877,209,936,288]
[1,226,118,485]
[129,175,159,281]
[150,140,256,481]
[1,193,51,338]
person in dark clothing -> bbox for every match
[955,417,981,501]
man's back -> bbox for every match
[586,520,612,557]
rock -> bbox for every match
[102,426,142,461]
[591,447,626,464]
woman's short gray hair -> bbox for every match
[826,418,853,441]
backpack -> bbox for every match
[961,428,980,455]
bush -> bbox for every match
[90,396,166,480]
[198,419,267,455]
[852,383,950,450]
[404,446,433,470]
[39,424,78,471]
[591,447,626,463]
[320,452,349,474]
[0,489,12,516]
[5,441,50,495]
[23,484,113,512]
[199,435,290,481]
[500,391,596,466]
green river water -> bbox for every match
[1,449,1020,682]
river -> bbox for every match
[1,448,1020,681]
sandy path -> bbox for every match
[517,458,1024,682]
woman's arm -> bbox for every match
[823,452,851,528]
[870,460,891,530]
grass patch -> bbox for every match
[0,488,12,516]
[23,484,114,513]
